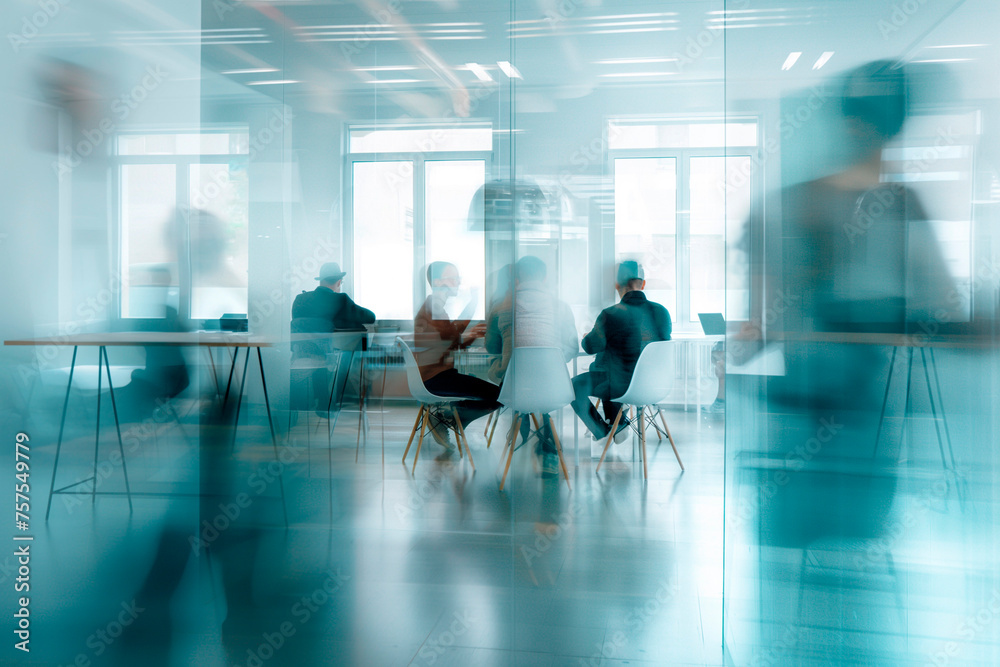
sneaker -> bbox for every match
[613,418,631,444]
[541,453,560,478]
[429,414,454,450]
[434,447,456,462]
[590,419,612,442]
[702,399,725,415]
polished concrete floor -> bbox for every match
[13,381,726,667]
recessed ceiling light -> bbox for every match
[497,61,522,79]
[598,71,677,78]
[911,58,974,63]
[246,79,300,86]
[223,68,279,74]
[781,52,801,70]
[465,62,493,82]
[812,51,834,70]
[593,57,678,65]
[925,43,987,49]
[355,65,419,72]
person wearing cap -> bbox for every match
[571,260,672,442]
[290,262,375,412]
[292,262,375,336]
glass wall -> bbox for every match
[723,0,1000,664]
[2,0,998,665]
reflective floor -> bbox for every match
[16,382,725,667]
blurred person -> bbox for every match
[111,208,270,665]
[485,255,578,477]
[290,262,375,413]
[744,59,958,547]
[571,261,672,442]
[112,219,192,425]
[414,261,500,458]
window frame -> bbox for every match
[344,121,493,323]
[112,127,250,327]
[607,116,761,332]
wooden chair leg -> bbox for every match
[495,415,516,474]
[411,408,430,474]
[402,405,424,464]
[453,408,474,471]
[549,423,571,489]
[596,408,623,473]
[487,408,502,448]
[500,415,521,491]
[660,411,683,471]
[639,407,648,479]
[483,410,493,437]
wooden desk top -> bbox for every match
[4,331,276,348]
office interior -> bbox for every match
[1,0,999,665]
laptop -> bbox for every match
[698,313,726,336]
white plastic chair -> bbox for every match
[596,341,683,478]
[496,347,573,491]
[397,337,475,473]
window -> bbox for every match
[347,124,491,320]
[610,119,756,329]
[116,131,249,321]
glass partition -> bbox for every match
[723,1,1000,664]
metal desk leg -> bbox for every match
[919,347,950,472]
[222,346,239,407]
[357,347,368,451]
[257,347,288,527]
[903,348,914,453]
[872,346,899,459]
[206,347,221,396]
[928,348,957,469]
[229,348,251,452]
[92,347,103,505]
[46,346,77,520]
[102,346,133,513]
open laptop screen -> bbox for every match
[698,313,726,336]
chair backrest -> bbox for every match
[396,337,442,404]
[498,346,574,415]
[614,340,675,406]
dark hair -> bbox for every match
[427,261,456,286]
[515,255,546,283]
[840,59,908,142]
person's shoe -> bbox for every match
[591,420,612,442]
[429,414,454,450]
[702,399,725,415]
[434,447,456,462]
[541,453,560,478]
[613,418,631,444]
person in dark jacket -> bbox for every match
[571,261,671,440]
[290,262,375,411]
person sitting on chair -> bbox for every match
[290,262,375,413]
[485,255,578,477]
[414,261,500,458]
[571,260,672,442]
